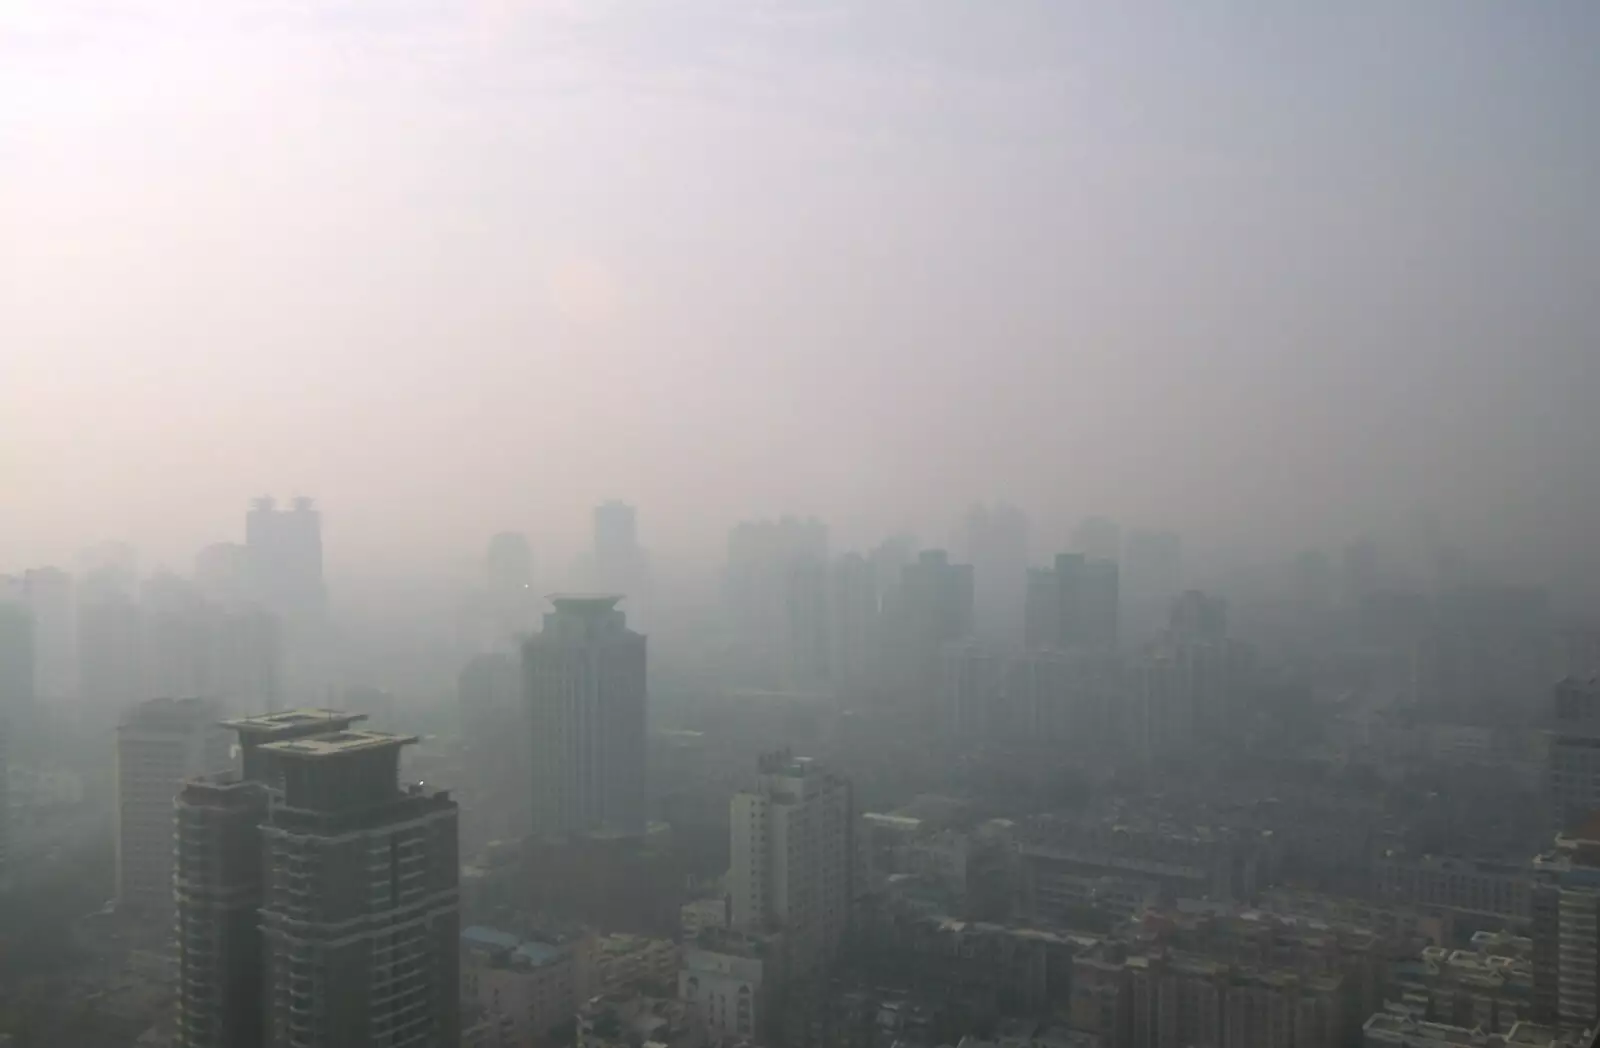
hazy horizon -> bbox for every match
[5,2,1599,592]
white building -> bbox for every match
[461,926,579,1044]
[524,594,647,839]
[730,751,852,977]
[679,932,774,1046]
[115,697,229,917]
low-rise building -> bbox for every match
[679,930,779,1046]
[462,925,581,1044]
[588,934,680,997]
[1362,1013,1586,1048]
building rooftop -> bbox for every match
[220,708,366,736]
[258,729,417,759]
[515,941,567,967]
[548,593,625,611]
[462,926,521,952]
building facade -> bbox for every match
[116,697,230,917]
[524,595,648,839]
[730,752,853,978]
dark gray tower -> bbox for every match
[523,595,647,839]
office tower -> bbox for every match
[524,595,647,839]
[1549,678,1600,834]
[879,550,974,697]
[940,641,1006,743]
[1026,553,1119,653]
[175,773,271,1048]
[725,517,829,684]
[1134,592,1250,759]
[730,751,852,978]
[246,496,327,620]
[827,553,879,693]
[246,496,328,699]
[1122,529,1182,643]
[1072,516,1122,563]
[115,697,230,917]
[1533,817,1600,1027]
[22,567,76,703]
[258,728,460,1048]
[963,502,1030,645]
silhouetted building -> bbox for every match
[525,595,648,839]
[246,496,328,700]
[1550,678,1600,834]
[116,697,229,919]
[1026,553,1118,653]
[882,550,975,697]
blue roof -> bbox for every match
[462,926,520,952]
[515,941,565,967]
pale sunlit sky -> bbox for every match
[3,2,1598,583]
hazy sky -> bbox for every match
[4,2,1598,579]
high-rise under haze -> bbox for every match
[115,697,230,918]
[524,594,648,839]
[729,751,853,978]
[1026,553,1119,653]
[175,708,460,1048]
[246,496,328,702]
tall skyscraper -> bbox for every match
[1550,678,1600,834]
[175,708,459,1048]
[524,595,647,839]
[246,496,328,700]
[1533,816,1600,1028]
[963,502,1030,646]
[880,549,974,697]
[258,728,460,1048]
[115,697,230,918]
[729,751,852,978]
[1025,553,1119,653]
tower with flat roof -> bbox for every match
[524,594,647,839]
[173,709,459,1048]
[258,729,461,1047]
